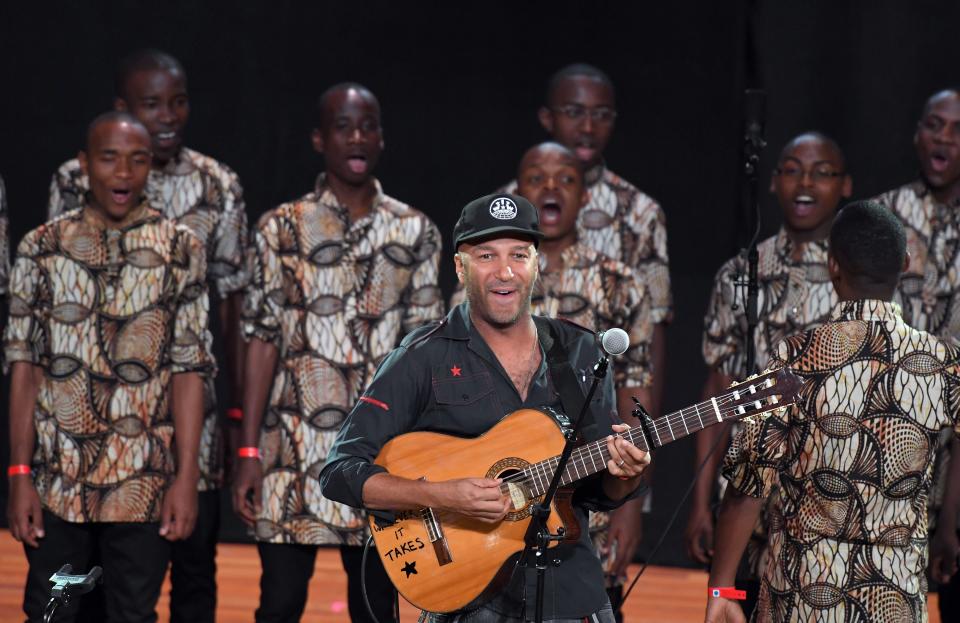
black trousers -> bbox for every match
[255,542,396,623]
[22,510,170,623]
[76,488,221,623]
[168,489,220,623]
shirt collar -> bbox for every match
[584,160,606,187]
[913,178,960,209]
[830,299,902,323]
[313,172,385,215]
[774,227,830,263]
[81,199,159,231]
[440,302,578,352]
[156,147,192,176]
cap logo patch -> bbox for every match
[489,197,518,220]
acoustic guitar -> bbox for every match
[369,367,803,613]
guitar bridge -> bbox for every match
[422,507,453,566]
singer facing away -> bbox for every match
[320,192,650,622]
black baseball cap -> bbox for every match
[453,193,544,250]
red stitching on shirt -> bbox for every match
[360,396,389,411]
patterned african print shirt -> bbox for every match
[876,180,960,337]
[499,163,672,323]
[723,300,960,622]
[0,175,9,296]
[2,204,214,524]
[703,228,837,377]
[243,174,443,545]
[703,228,837,579]
[48,148,248,491]
[875,180,960,532]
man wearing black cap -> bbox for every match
[320,193,651,622]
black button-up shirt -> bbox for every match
[321,303,630,618]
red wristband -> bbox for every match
[227,408,243,421]
[238,447,261,460]
[7,464,31,477]
[709,587,746,600]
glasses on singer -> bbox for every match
[773,167,845,182]
[553,105,617,123]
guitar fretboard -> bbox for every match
[506,375,781,499]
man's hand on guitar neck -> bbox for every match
[601,423,651,501]
[362,473,512,524]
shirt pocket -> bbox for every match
[432,372,495,406]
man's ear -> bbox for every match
[903,250,910,274]
[454,252,465,283]
[537,106,554,134]
[827,254,842,284]
[114,97,128,112]
[841,174,853,199]
[78,151,89,176]
[311,129,324,155]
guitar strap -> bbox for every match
[533,317,594,439]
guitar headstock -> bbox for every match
[723,367,803,423]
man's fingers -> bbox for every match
[30,501,45,540]
[159,500,173,537]
[471,478,503,488]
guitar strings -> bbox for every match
[496,392,772,493]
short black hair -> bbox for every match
[316,82,380,129]
[517,141,584,179]
[545,63,615,105]
[829,200,905,289]
[115,49,186,99]
[779,131,847,171]
[920,87,960,118]
[84,111,149,152]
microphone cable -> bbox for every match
[621,420,730,603]
[362,533,401,623]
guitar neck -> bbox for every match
[521,388,769,497]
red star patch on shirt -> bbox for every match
[451,365,462,377]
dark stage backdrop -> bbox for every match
[0,0,957,573]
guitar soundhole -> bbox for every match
[487,457,538,521]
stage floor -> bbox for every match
[0,532,941,622]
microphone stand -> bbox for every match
[43,564,103,623]
[742,88,766,376]
[519,354,610,623]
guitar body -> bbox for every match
[369,408,579,614]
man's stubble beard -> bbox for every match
[463,270,538,330]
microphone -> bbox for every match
[598,328,629,356]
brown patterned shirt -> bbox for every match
[723,300,960,622]
[876,180,960,337]
[3,204,214,523]
[48,148,249,490]
[875,180,960,531]
[703,228,837,579]
[243,174,443,545]
[0,174,9,296]
[499,164,672,323]
[703,228,837,377]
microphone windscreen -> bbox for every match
[601,328,629,356]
